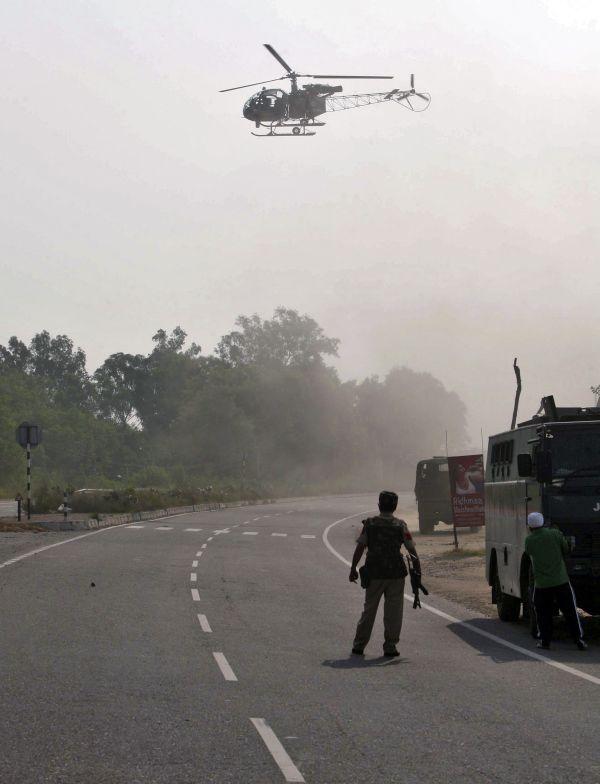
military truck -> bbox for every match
[486,395,600,627]
[414,456,453,534]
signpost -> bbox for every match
[15,422,42,520]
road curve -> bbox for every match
[0,495,598,783]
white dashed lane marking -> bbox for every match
[213,652,237,682]
[190,573,197,582]
[192,560,198,567]
[272,533,287,537]
[155,526,173,530]
[185,528,203,532]
[196,551,203,557]
[201,544,207,549]
[126,525,145,529]
[251,718,305,782]
[197,614,212,633]
[243,532,259,536]
[301,535,316,539]
[191,588,200,601]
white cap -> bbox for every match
[527,512,544,528]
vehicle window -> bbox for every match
[551,431,600,476]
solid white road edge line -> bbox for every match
[0,511,206,572]
[250,718,305,783]
[0,523,130,570]
[0,509,217,573]
[191,588,200,601]
[213,652,237,681]
[197,614,212,633]
[322,513,600,688]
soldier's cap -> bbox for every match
[378,490,398,512]
[527,512,544,528]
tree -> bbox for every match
[0,318,470,497]
[0,331,92,408]
[93,353,145,427]
[216,308,339,368]
[151,326,201,357]
[135,327,201,434]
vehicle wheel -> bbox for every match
[292,126,301,135]
[494,569,521,622]
[418,516,435,535]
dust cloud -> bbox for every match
[2,1,599,449]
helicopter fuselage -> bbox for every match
[243,86,339,126]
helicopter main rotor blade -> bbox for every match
[263,44,293,74]
[219,76,288,93]
[302,74,394,79]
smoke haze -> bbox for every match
[2,1,599,448]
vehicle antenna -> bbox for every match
[511,358,522,430]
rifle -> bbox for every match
[407,556,429,609]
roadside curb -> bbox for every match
[11,500,274,532]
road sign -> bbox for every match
[15,422,42,449]
[15,422,42,521]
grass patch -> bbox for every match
[0,522,48,533]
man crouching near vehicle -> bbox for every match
[525,511,587,651]
[349,491,420,658]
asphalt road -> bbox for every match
[1,495,598,783]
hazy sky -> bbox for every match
[2,1,599,449]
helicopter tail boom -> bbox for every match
[325,88,430,114]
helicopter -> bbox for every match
[220,44,430,136]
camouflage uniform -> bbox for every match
[353,514,416,654]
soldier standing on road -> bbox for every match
[525,512,587,651]
[349,491,420,658]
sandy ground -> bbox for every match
[399,506,491,615]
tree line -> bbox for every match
[0,309,468,501]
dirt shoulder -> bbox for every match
[416,529,490,616]
[406,514,492,617]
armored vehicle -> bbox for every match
[486,396,600,625]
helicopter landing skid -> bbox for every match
[251,120,324,137]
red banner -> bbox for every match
[448,454,485,527]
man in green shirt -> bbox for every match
[525,512,587,651]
